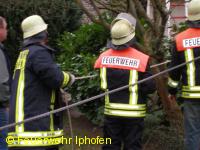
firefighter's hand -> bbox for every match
[68,73,75,86]
[60,89,72,103]
[168,94,176,101]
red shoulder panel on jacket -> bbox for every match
[175,28,200,51]
[94,47,149,72]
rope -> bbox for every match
[74,60,171,80]
[65,101,74,150]
[75,75,97,80]
[1,57,199,131]
[150,60,171,68]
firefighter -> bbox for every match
[94,13,156,150]
[8,15,75,150]
[0,16,10,150]
[168,0,200,149]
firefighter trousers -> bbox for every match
[102,115,144,150]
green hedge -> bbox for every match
[57,23,109,125]
[0,0,82,68]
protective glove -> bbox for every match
[68,73,75,86]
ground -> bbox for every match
[60,107,184,150]
[61,107,103,150]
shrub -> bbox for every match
[0,0,82,68]
[57,23,109,125]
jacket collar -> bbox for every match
[22,31,56,52]
[187,20,200,28]
[23,40,56,52]
[38,44,56,52]
[106,38,137,50]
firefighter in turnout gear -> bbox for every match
[8,15,75,150]
[94,13,156,150]
[168,0,200,149]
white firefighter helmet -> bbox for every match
[111,19,135,45]
[21,15,48,39]
[188,0,200,21]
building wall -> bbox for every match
[170,1,186,26]
[166,0,188,36]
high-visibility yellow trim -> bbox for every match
[104,108,146,117]
[182,92,200,98]
[182,85,200,91]
[129,70,138,104]
[168,77,179,88]
[62,72,70,87]
[105,103,146,110]
[100,67,107,90]
[100,68,109,104]
[99,68,146,117]
[8,130,63,138]
[15,50,29,132]
[184,49,195,86]
[50,91,55,131]
[105,90,109,105]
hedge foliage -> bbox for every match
[0,0,82,68]
[57,23,109,125]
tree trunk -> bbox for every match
[151,67,183,134]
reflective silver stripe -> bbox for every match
[184,49,195,86]
[129,70,138,104]
[8,130,63,138]
[104,108,146,117]
[100,67,107,90]
[168,77,179,88]
[182,92,200,98]
[182,86,200,91]
[105,103,146,110]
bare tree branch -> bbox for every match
[151,0,169,19]
[150,0,169,52]
[128,0,145,34]
[109,0,128,12]
[75,0,97,22]
[75,0,110,29]
[89,0,110,29]
[133,0,157,34]
[94,0,120,13]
